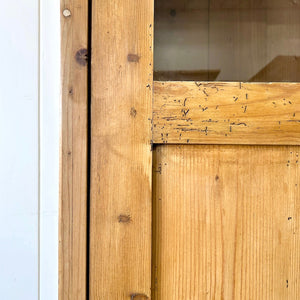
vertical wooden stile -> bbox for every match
[60,0,88,299]
[90,0,154,299]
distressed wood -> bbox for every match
[60,0,88,299]
[152,145,300,299]
[153,81,300,145]
[90,0,153,299]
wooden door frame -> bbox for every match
[60,0,88,299]
[60,0,154,299]
[59,0,300,298]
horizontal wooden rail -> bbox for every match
[153,81,300,145]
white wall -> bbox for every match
[0,1,60,299]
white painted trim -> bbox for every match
[39,0,60,299]
[0,1,39,298]
[0,1,60,299]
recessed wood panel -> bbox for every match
[152,145,300,299]
[153,81,300,145]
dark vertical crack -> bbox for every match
[87,0,92,299]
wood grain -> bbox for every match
[60,0,88,299]
[90,0,153,299]
[152,145,300,300]
[153,81,300,145]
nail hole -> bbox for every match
[130,107,137,118]
[63,9,71,17]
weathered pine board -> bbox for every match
[153,81,300,145]
[152,145,300,300]
[90,0,153,299]
[60,0,88,299]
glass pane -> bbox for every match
[154,0,300,82]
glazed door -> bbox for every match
[90,1,300,299]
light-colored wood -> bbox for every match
[90,0,153,299]
[153,81,300,145]
[152,145,300,299]
[60,0,88,299]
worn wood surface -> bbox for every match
[90,0,153,299]
[153,81,300,145]
[60,0,88,299]
[152,145,300,299]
